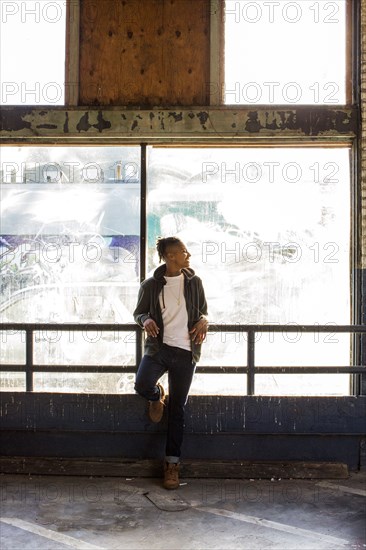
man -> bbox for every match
[134,236,208,490]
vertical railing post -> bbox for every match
[25,328,33,392]
[247,329,255,396]
[135,327,143,371]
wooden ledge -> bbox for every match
[0,457,349,479]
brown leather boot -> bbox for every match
[163,462,180,490]
[148,383,166,423]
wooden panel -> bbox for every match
[79,0,210,106]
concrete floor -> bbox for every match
[0,472,365,550]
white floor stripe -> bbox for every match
[0,518,104,550]
[194,506,350,547]
[317,481,366,497]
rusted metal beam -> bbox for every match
[0,106,357,143]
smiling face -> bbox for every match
[165,241,191,272]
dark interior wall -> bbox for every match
[1,394,365,469]
[362,269,366,394]
[79,0,211,106]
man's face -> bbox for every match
[167,242,191,269]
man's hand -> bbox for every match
[143,318,160,338]
[189,318,208,344]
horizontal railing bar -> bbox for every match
[0,365,247,374]
[0,365,26,371]
[1,365,365,374]
[0,323,137,331]
[0,323,365,333]
[192,367,247,374]
[0,366,137,373]
[255,367,366,374]
[0,323,364,393]
[207,325,365,333]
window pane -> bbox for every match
[256,331,351,367]
[147,146,351,395]
[190,374,246,395]
[0,330,26,364]
[33,372,136,394]
[200,331,247,367]
[33,329,136,366]
[0,146,140,391]
[255,373,350,396]
[0,0,66,105]
[224,0,347,105]
[255,331,350,395]
[0,372,25,392]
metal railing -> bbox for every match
[0,323,365,395]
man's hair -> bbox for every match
[156,236,182,262]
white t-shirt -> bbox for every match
[159,274,191,351]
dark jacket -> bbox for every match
[133,264,208,363]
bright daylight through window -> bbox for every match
[147,147,351,396]
[0,142,352,396]
[0,147,141,393]
[224,0,347,105]
[0,0,66,105]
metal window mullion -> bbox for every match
[136,328,143,371]
[140,144,147,283]
[247,330,255,395]
[136,144,148,372]
[25,329,33,392]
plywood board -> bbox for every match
[79,0,210,106]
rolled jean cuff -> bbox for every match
[165,455,180,464]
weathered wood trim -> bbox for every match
[358,0,366,394]
[361,0,366,269]
[65,0,80,106]
[209,0,224,106]
[0,106,358,143]
[0,457,349,479]
[346,0,354,104]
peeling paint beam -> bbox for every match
[0,107,358,142]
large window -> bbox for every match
[147,146,351,396]
[0,0,66,105]
[0,145,353,396]
[224,0,348,105]
[0,146,140,392]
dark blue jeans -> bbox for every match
[134,344,196,461]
